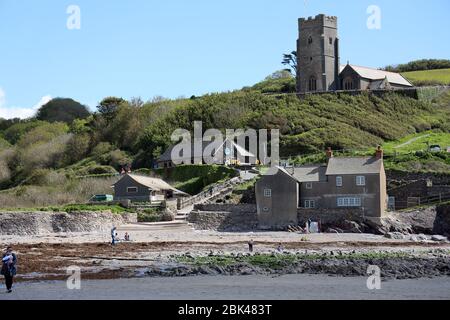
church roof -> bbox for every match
[340,64,413,87]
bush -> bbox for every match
[138,208,162,222]
[36,98,91,124]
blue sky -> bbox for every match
[0,0,449,118]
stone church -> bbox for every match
[296,14,413,94]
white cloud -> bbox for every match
[0,87,52,119]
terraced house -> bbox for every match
[255,147,387,228]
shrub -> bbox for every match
[36,98,91,123]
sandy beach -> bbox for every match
[2,274,450,300]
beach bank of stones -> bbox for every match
[142,250,450,280]
[0,211,137,235]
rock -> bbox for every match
[342,220,362,233]
[385,232,405,240]
[431,235,448,242]
[417,234,429,241]
[433,204,450,236]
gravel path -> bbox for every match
[2,274,449,300]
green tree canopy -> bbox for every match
[96,97,126,121]
[36,98,90,124]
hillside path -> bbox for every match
[394,134,430,149]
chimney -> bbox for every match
[326,147,333,161]
[375,145,384,159]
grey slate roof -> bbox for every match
[292,166,327,182]
[340,64,413,87]
[116,174,188,196]
[325,157,383,175]
[158,138,255,162]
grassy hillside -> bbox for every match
[402,68,450,86]
[382,131,450,154]
[1,74,450,208]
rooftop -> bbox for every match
[340,64,413,87]
[115,174,188,195]
[325,157,383,175]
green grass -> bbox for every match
[382,131,450,154]
[0,204,132,214]
[402,68,450,86]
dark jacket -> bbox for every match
[1,253,17,277]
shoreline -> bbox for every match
[5,240,449,283]
[3,274,450,300]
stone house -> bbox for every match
[112,174,188,203]
[157,138,257,169]
[255,147,387,228]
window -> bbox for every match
[308,76,317,91]
[263,207,270,212]
[336,176,343,187]
[337,197,362,207]
[343,77,354,90]
[356,176,366,186]
[329,37,333,45]
[305,182,313,189]
[304,200,315,208]
[264,189,272,197]
[308,36,313,45]
[127,187,138,193]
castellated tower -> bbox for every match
[297,14,340,93]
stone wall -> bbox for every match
[297,208,365,225]
[434,204,450,237]
[188,204,257,231]
[178,177,241,209]
[387,170,450,186]
[0,211,137,236]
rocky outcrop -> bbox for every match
[0,211,137,236]
[434,204,450,236]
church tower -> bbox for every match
[297,14,340,93]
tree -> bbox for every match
[36,98,90,124]
[282,51,298,76]
[96,97,126,121]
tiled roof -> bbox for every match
[340,64,413,87]
[292,165,327,182]
[325,157,383,175]
[120,174,188,195]
[158,139,255,162]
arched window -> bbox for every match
[343,77,354,90]
[309,76,317,91]
[308,36,313,45]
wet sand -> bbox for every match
[2,274,449,300]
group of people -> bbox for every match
[111,227,131,245]
[1,246,17,293]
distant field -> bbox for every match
[383,131,450,154]
[402,68,450,86]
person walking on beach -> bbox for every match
[1,246,17,293]
[277,243,284,253]
[248,239,254,253]
[111,226,117,245]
